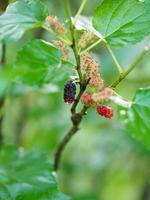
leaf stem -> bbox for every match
[105,43,123,74]
[111,48,149,88]
[42,25,72,45]
[80,38,103,55]
[74,0,87,24]
[64,0,74,39]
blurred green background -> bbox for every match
[0,0,150,200]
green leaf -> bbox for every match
[0,146,71,200]
[15,39,62,85]
[93,0,150,47]
[0,0,48,42]
[126,88,150,150]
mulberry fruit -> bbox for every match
[64,80,76,104]
[81,92,96,107]
[92,88,113,102]
[81,53,104,90]
[96,105,114,119]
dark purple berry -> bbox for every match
[64,80,76,104]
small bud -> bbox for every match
[78,31,96,49]
[81,53,104,90]
[46,16,66,35]
[81,92,96,107]
[54,40,68,60]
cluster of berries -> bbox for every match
[81,92,114,118]
[45,16,114,119]
[59,28,114,118]
[63,80,114,119]
[80,53,114,118]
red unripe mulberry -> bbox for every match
[96,105,114,119]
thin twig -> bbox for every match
[42,25,72,45]
[54,106,88,171]
[111,48,149,88]
[71,79,89,114]
[80,38,103,55]
[74,0,87,24]
[64,0,74,38]
[105,43,123,74]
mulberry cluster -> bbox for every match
[81,53,113,103]
[54,40,68,60]
[96,105,114,119]
[80,53,114,118]
[46,16,66,35]
[64,80,76,104]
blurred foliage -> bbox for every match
[0,0,150,200]
[0,146,71,200]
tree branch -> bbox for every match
[53,0,88,171]
[54,106,88,171]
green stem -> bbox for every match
[42,25,72,45]
[64,0,74,38]
[80,38,103,55]
[105,43,123,74]
[111,49,149,88]
[64,0,83,82]
[74,0,87,23]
